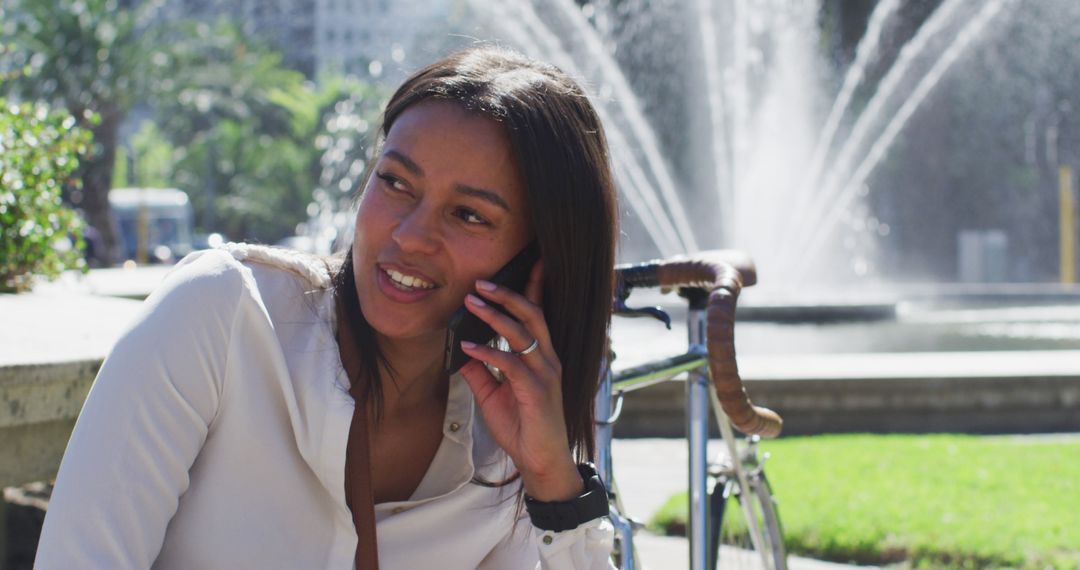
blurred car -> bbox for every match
[110,188,194,265]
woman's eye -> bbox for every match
[376,172,408,193]
[455,207,489,226]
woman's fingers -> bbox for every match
[472,279,552,353]
[458,359,502,406]
[459,340,537,382]
[464,293,534,353]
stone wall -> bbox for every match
[614,372,1080,438]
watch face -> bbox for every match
[576,462,600,480]
[582,474,611,517]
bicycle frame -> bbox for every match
[597,251,783,570]
[596,348,710,569]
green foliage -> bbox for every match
[144,34,385,242]
[166,116,315,241]
[1,0,173,264]
[1,0,166,114]
[649,490,688,534]
[0,98,91,292]
[129,122,175,188]
[149,19,303,145]
[111,144,130,189]
[110,122,178,190]
[3,3,385,248]
[649,434,1080,569]
[295,74,387,226]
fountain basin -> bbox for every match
[738,302,897,322]
[611,287,1080,437]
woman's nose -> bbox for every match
[391,207,441,255]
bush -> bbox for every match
[0,99,91,293]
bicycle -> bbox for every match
[595,251,787,570]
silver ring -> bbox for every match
[515,339,540,356]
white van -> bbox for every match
[109,188,194,264]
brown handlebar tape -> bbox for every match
[652,250,757,289]
[651,251,782,438]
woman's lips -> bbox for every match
[375,265,440,303]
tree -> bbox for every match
[1,0,170,265]
[275,74,387,234]
[145,19,309,239]
[3,4,385,251]
[141,20,384,243]
[148,72,384,244]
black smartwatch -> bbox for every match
[524,463,610,532]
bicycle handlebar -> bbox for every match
[615,250,783,438]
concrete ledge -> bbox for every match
[80,265,171,300]
[0,361,99,429]
[614,352,1080,437]
[0,420,78,488]
[744,374,1080,435]
[0,361,99,487]
[0,289,143,366]
[1,286,143,488]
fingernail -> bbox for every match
[466,294,486,307]
[461,340,477,349]
[476,280,496,292]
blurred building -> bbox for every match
[161,0,460,80]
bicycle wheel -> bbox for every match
[708,473,787,570]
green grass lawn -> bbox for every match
[648,434,1080,569]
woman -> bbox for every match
[36,47,618,568]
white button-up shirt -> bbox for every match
[36,246,614,569]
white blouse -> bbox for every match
[36,246,614,569]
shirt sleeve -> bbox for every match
[35,251,248,569]
[478,515,617,570]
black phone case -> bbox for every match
[444,244,540,374]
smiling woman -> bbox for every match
[351,101,533,347]
[36,47,619,569]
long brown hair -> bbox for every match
[334,46,618,463]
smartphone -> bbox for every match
[444,243,541,374]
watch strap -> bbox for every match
[524,463,610,532]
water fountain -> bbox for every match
[445,0,1073,294]
[297,0,1080,327]
[452,0,1080,435]
[299,0,1080,431]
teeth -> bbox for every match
[385,268,434,290]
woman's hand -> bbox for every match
[458,261,584,502]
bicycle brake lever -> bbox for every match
[613,299,672,329]
[613,276,672,329]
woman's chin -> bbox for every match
[380,326,444,343]
[365,313,447,346]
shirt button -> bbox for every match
[542,535,553,545]
[449,422,461,432]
